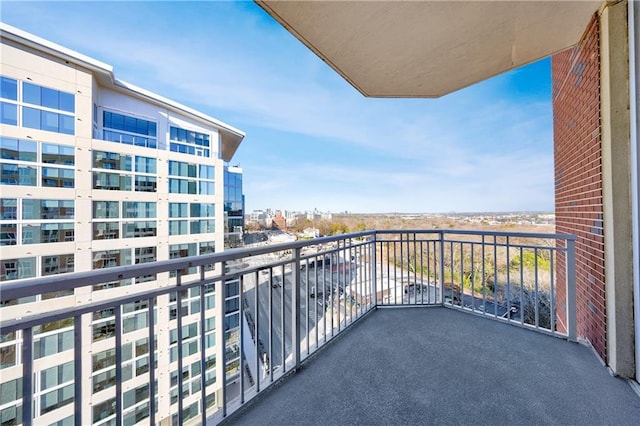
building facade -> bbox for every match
[0,24,244,425]
[223,166,244,249]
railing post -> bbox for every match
[566,238,577,341]
[439,231,445,306]
[292,247,301,371]
[74,315,83,426]
[371,232,378,307]
[220,261,227,417]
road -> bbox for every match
[243,260,358,378]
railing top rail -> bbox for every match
[375,229,577,241]
[0,228,575,303]
[0,231,375,303]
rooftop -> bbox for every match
[229,307,640,425]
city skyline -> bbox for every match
[2,1,554,213]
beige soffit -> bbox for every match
[256,0,602,98]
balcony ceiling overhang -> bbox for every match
[256,0,602,97]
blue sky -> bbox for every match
[2,1,554,214]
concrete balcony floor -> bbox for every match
[228,307,640,425]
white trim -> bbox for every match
[628,0,640,383]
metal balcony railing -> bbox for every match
[0,229,576,426]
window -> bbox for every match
[93,397,116,423]
[0,378,22,405]
[93,249,131,270]
[1,257,36,281]
[1,77,17,100]
[0,198,17,220]
[169,126,211,158]
[190,219,215,234]
[103,111,156,149]
[134,175,156,192]
[93,348,116,372]
[93,172,131,191]
[42,167,74,187]
[0,102,17,125]
[135,156,156,173]
[22,223,74,244]
[92,369,116,393]
[23,107,74,135]
[123,202,156,218]
[23,199,74,219]
[168,161,197,177]
[23,82,74,113]
[1,77,18,125]
[93,222,119,240]
[93,151,131,171]
[169,243,197,277]
[34,330,73,358]
[169,178,197,194]
[169,220,188,236]
[0,77,74,133]
[42,143,74,165]
[1,140,75,188]
[169,203,188,218]
[93,201,119,219]
[123,383,149,410]
[0,137,37,162]
[190,203,215,218]
[123,221,157,238]
[200,165,214,179]
[42,254,74,276]
[40,362,73,391]
[0,164,37,186]
[0,223,16,246]
[135,247,156,284]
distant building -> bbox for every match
[271,211,286,230]
[224,165,244,248]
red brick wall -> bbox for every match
[552,14,606,361]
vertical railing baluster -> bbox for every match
[550,248,556,334]
[22,327,33,426]
[393,236,398,305]
[460,242,464,308]
[439,231,445,306]
[519,246,524,324]
[254,270,260,393]
[566,238,577,341]
[281,264,286,373]
[506,236,511,322]
[176,275,184,424]
[315,253,319,348]
[220,262,228,418]
[74,315,82,426]
[292,247,301,371]
[197,269,205,424]
[115,305,123,426]
[449,242,454,306]
[269,267,273,383]
[534,248,540,328]
[372,235,377,308]
[482,235,486,313]
[148,296,157,426]
[239,275,245,403]
[470,244,475,312]
[493,236,498,318]
[305,257,310,355]
[322,252,327,343]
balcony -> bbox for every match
[1,230,639,425]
